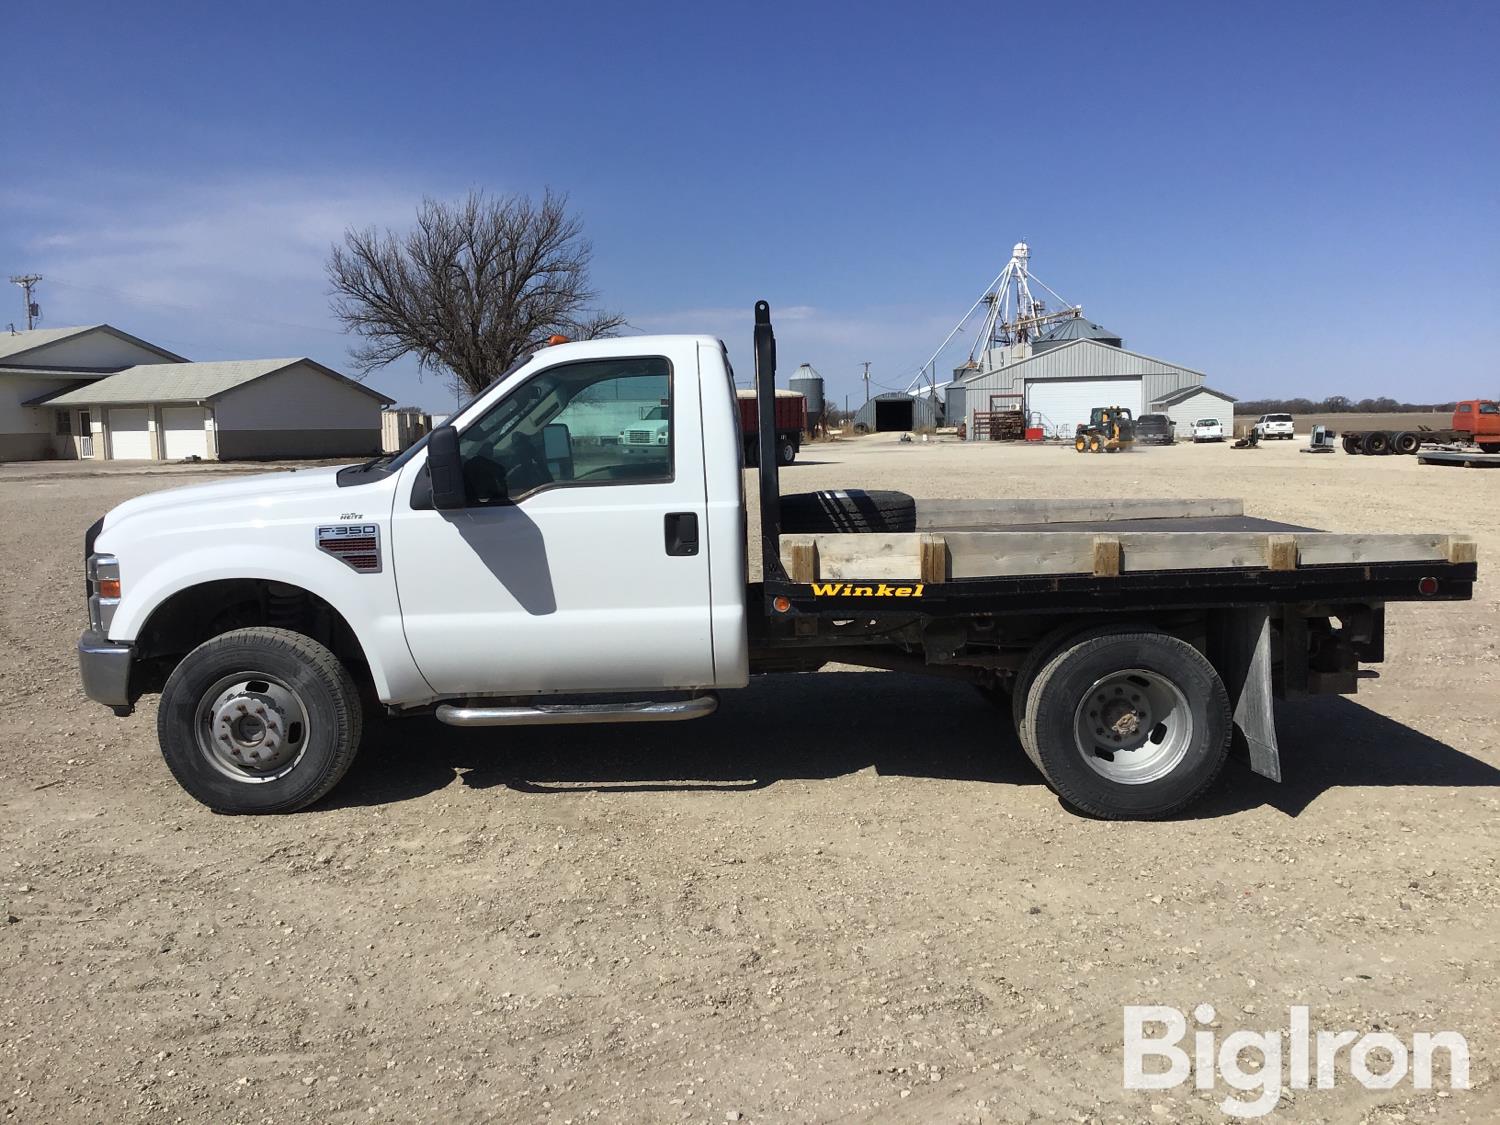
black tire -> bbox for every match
[780,489,916,533]
[1342,434,1361,455]
[157,627,363,814]
[1361,430,1390,456]
[1392,431,1420,455]
[1009,621,1114,771]
[777,437,797,466]
[1019,629,1231,820]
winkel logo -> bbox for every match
[809,582,925,597]
[1124,1004,1470,1118]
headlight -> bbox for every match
[87,554,121,634]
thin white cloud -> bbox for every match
[5,175,968,407]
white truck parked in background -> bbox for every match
[1193,418,1225,443]
[619,404,671,453]
[78,304,1477,820]
[1253,413,1296,440]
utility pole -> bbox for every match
[861,362,871,404]
[9,275,42,330]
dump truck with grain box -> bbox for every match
[77,304,1478,820]
[736,387,806,465]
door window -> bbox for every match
[457,357,672,505]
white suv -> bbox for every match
[1254,413,1295,440]
[1192,418,1225,443]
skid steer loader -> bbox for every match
[1073,406,1136,453]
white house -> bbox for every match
[0,325,392,462]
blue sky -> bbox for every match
[4,0,1496,411]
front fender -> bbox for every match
[104,543,431,704]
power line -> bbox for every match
[8,275,42,330]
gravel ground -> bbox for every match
[2,435,1497,1124]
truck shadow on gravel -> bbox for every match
[334,672,1034,807]
[329,675,1500,818]
[1195,695,1500,819]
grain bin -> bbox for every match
[788,363,825,431]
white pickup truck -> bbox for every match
[1192,418,1226,443]
[78,304,1477,820]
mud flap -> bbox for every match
[1210,607,1281,782]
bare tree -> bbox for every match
[327,189,625,395]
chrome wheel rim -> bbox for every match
[1072,668,1193,785]
[194,673,310,783]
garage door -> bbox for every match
[107,408,153,460]
[161,406,208,460]
[1026,378,1142,438]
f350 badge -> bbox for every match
[316,524,381,574]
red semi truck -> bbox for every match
[1341,399,1500,455]
[736,388,806,465]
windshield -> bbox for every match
[1197,419,1219,426]
[642,405,670,421]
[1266,414,1292,422]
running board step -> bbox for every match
[435,694,718,727]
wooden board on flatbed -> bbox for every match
[916,497,1247,529]
[781,498,1476,582]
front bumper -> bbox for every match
[78,629,134,711]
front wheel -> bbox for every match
[157,627,364,814]
[1018,630,1230,819]
[777,437,797,465]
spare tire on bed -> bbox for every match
[780,489,917,533]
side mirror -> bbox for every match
[427,425,466,510]
[543,422,574,481]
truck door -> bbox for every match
[391,346,716,696]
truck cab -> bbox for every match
[618,403,672,454]
[81,336,752,798]
[1453,400,1500,452]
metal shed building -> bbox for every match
[1148,384,1238,434]
[853,391,941,433]
[959,339,1207,438]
